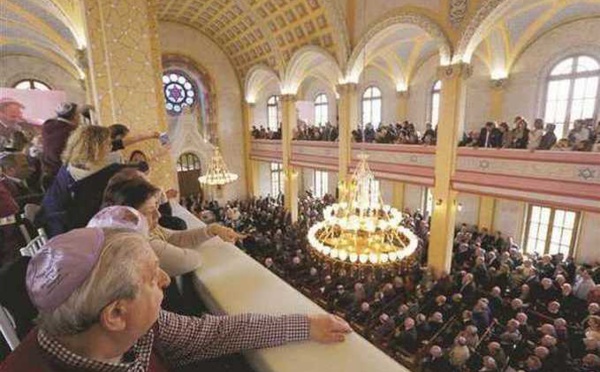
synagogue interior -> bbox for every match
[2,0,600,371]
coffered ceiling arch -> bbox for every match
[157,0,349,81]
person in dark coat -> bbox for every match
[477,122,502,148]
[37,125,146,237]
[538,123,558,150]
[40,102,85,189]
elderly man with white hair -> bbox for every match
[1,226,352,371]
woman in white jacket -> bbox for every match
[98,171,242,276]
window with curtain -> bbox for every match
[314,170,328,198]
[314,93,328,127]
[544,55,599,138]
[267,95,280,132]
[524,205,579,257]
[270,162,283,196]
[13,79,51,91]
[362,86,382,128]
[430,80,442,128]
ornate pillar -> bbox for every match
[242,102,257,196]
[478,196,496,231]
[490,78,508,122]
[336,83,358,182]
[396,90,410,121]
[280,94,298,221]
[428,63,472,274]
[82,0,176,189]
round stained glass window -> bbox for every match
[162,71,196,114]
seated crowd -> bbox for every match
[194,195,600,371]
[0,102,351,369]
[460,117,600,152]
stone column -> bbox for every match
[478,196,496,231]
[396,90,410,121]
[392,182,405,210]
[490,78,508,122]
[336,83,358,182]
[82,0,176,189]
[428,63,472,274]
[280,94,298,221]
[242,102,257,196]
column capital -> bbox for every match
[490,78,509,90]
[245,101,256,108]
[336,82,358,94]
[280,94,297,102]
[437,63,473,81]
[396,89,410,99]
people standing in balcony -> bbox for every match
[528,119,545,150]
[41,102,87,189]
[477,122,502,148]
[538,124,558,150]
[512,118,530,149]
[568,120,592,147]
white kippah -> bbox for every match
[56,102,75,116]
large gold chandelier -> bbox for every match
[307,154,418,265]
[198,147,239,186]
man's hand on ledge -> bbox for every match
[207,223,246,242]
[308,314,353,343]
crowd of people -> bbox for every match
[249,120,436,145]
[193,195,600,371]
[352,122,437,145]
[1,99,357,370]
[249,115,600,152]
[460,117,600,152]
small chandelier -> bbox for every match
[307,154,418,265]
[198,147,239,186]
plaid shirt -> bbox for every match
[38,310,310,371]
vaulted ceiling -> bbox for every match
[157,0,349,78]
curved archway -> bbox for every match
[346,11,452,85]
[244,64,282,104]
[455,0,508,64]
[282,45,343,95]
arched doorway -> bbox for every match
[176,153,202,198]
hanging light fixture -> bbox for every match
[307,154,418,265]
[198,147,239,186]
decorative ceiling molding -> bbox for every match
[449,0,469,28]
[282,44,344,95]
[455,0,508,63]
[157,0,346,81]
[346,10,453,82]
[244,64,282,103]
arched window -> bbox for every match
[430,80,442,128]
[267,95,280,132]
[13,79,51,90]
[162,71,196,115]
[176,153,202,172]
[314,170,328,198]
[270,162,283,196]
[314,93,328,127]
[362,86,382,128]
[544,55,600,137]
